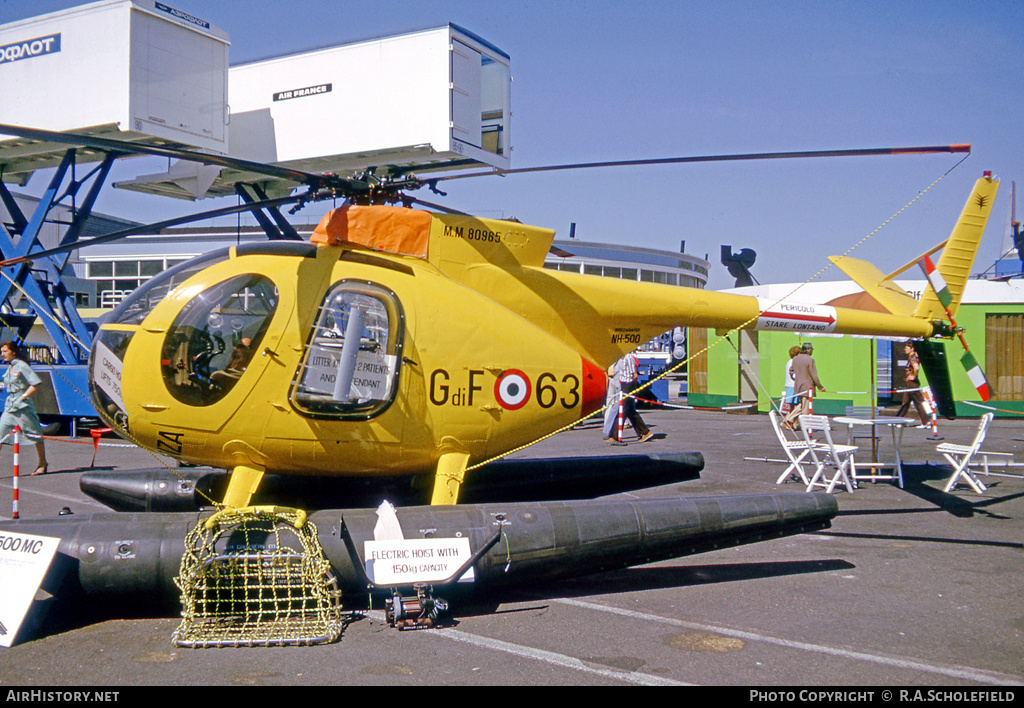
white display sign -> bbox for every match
[0,531,60,648]
[350,351,395,401]
[756,297,838,333]
[92,340,125,411]
[304,345,395,401]
[303,343,342,395]
[365,538,474,585]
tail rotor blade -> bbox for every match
[918,255,990,402]
[960,349,991,402]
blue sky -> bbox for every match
[2,0,1022,289]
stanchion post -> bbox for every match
[609,396,627,446]
[12,425,20,520]
[923,386,944,441]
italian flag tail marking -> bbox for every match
[918,254,952,309]
[919,255,990,401]
[960,350,991,402]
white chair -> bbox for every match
[769,409,822,486]
[935,413,1008,494]
[799,415,858,493]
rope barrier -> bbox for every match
[961,400,1024,416]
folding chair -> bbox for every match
[935,413,1005,494]
[799,414,858,493]
[769,409,822,486]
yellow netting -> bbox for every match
[173,506,345,648]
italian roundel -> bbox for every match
[494,370,531,410]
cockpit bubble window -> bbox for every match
[108,248,232,327]
[291,280,404,419]
[162,274,278,407]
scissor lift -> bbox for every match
[0,145,120,424]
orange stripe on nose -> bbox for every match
[580,357,607,417]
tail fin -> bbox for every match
[828,174,999,319]
[913,174,999,320]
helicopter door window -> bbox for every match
[291,281,404,419]
[161,274,278,407]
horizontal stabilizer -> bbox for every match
[828,255,919,316]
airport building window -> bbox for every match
[89,262,114,278]
[986,313,1024,400]
[86,256,201,307]
[544,259,696,290]
[107,250,232,328]
[290,280,404,420]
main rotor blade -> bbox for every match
[0,194,305,269]
[402,195,470,215]
[434,144,972,181]
[0,123,328,188]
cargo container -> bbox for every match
[0,0,230,173]
[227,24,511,177]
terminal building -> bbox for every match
[80,226,711,308]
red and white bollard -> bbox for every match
[12,425,20,520]
[923,387,943,441]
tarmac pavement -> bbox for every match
[1,404,1022,687]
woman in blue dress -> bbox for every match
[0,340,49,475]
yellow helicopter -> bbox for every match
[0,124,996,509]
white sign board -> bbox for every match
[91,340,125,411]
[350,351,396,401]
[302,343,342,395]
[756,297,839,334]
[365,538,474,585]
[304,345,395,401]
[0,531,60,647]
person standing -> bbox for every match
[602,362,622,441]
[0,340,49,475]
[896,341,930,426]
[610,352,653,443]
[783,342,825,429]
[782,345,802,415]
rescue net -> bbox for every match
[173,506,345,648]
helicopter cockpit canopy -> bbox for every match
[91,249,237,427]
[160,273,279,406]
